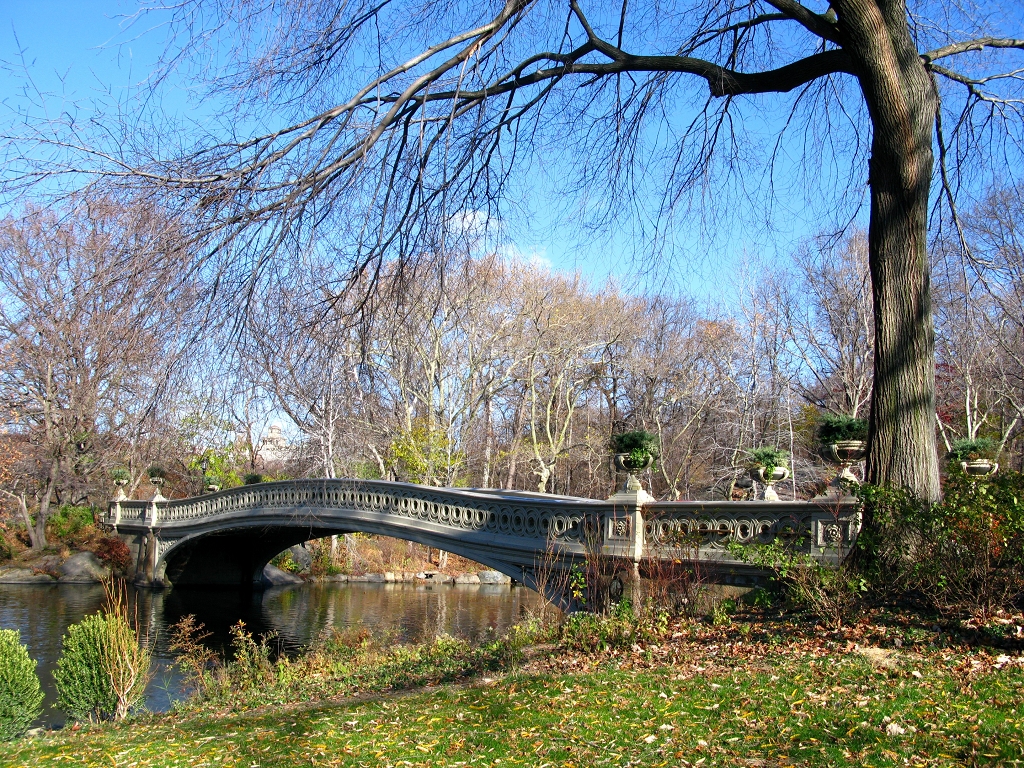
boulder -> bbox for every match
[287,544,313,572]
[0,568,56,584]
[58,552,110,583]
[477,570,511,584]
[324,573,349,582]
[261,563,304,587]
[454,573,481,584]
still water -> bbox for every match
[0,582,542,727]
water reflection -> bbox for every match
[0,582,541,727]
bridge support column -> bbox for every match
[607,487,654,587]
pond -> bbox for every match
[0,581,543,727]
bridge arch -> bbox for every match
[107,479,604,599]
[103,478,859,607]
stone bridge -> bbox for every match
[104,479,859,602]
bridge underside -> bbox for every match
[130,516,573,595]
[160,526,342,587]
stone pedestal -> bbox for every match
[607,487,654,583]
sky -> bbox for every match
[1,1,857,304]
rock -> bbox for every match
[261,563,303,587]
[324,573,349,582]
[58,552,110,583]
[384,572,396,582]
[416,570,440,580]
[433,573,455,584]
[455,573,480,584]
[287,545,313,572]
[350,573,385,582]
[0,568,56,584]
[477,570,511,584]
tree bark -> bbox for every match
[838,0,942,500]
[33,456,61,549]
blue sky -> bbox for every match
[2,1,858,304]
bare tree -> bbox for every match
[7,0,1023,498]
[781,232,874,418]
[0,198,195,547]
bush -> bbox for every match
[54,614,118,721]
[270,550,301,573]
[54,589,152,722]
[746,446,790,478]
[610,431,660,468]
[947,437,999,463]
[856,471,1024,617]
[94,537,132,572]
[225,622,275,694]
[0,629,44,741]
[244,473,265,485]
[168,615,220,700]
[817,413,868,443]
[47,505,96,542]
[110,468,131,483]
[558,600,664,651]
[728,540,863,629]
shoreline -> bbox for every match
[0,561,514,587]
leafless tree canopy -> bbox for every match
[1,0,1023,499]
[4,2,1018,278]
[0,198,200,546]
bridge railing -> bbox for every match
[104,479,859,565]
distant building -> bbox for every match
[260,423,290,464]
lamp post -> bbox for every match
[200,456,219,493]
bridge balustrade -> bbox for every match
[103,479,859,595]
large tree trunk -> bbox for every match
[839,0,942,500]
[33,456,61,550]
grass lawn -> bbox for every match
[3,635,1022,767]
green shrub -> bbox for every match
[610,431,660,468]
[55,614,117,722]
[817,413,868,443]
[243,473,265,485]
[946,437,999,463]
[0,629,44,741]
[557,601,662,652]
[225,622,275,694]
[146,465,166,480]
[856,471,1024,616]
[54,607,151,722]
[746,446,790,479]
[110,468,131,483]
[727,540,864,629]
[270,550,301,573]
[47,505,95,542]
